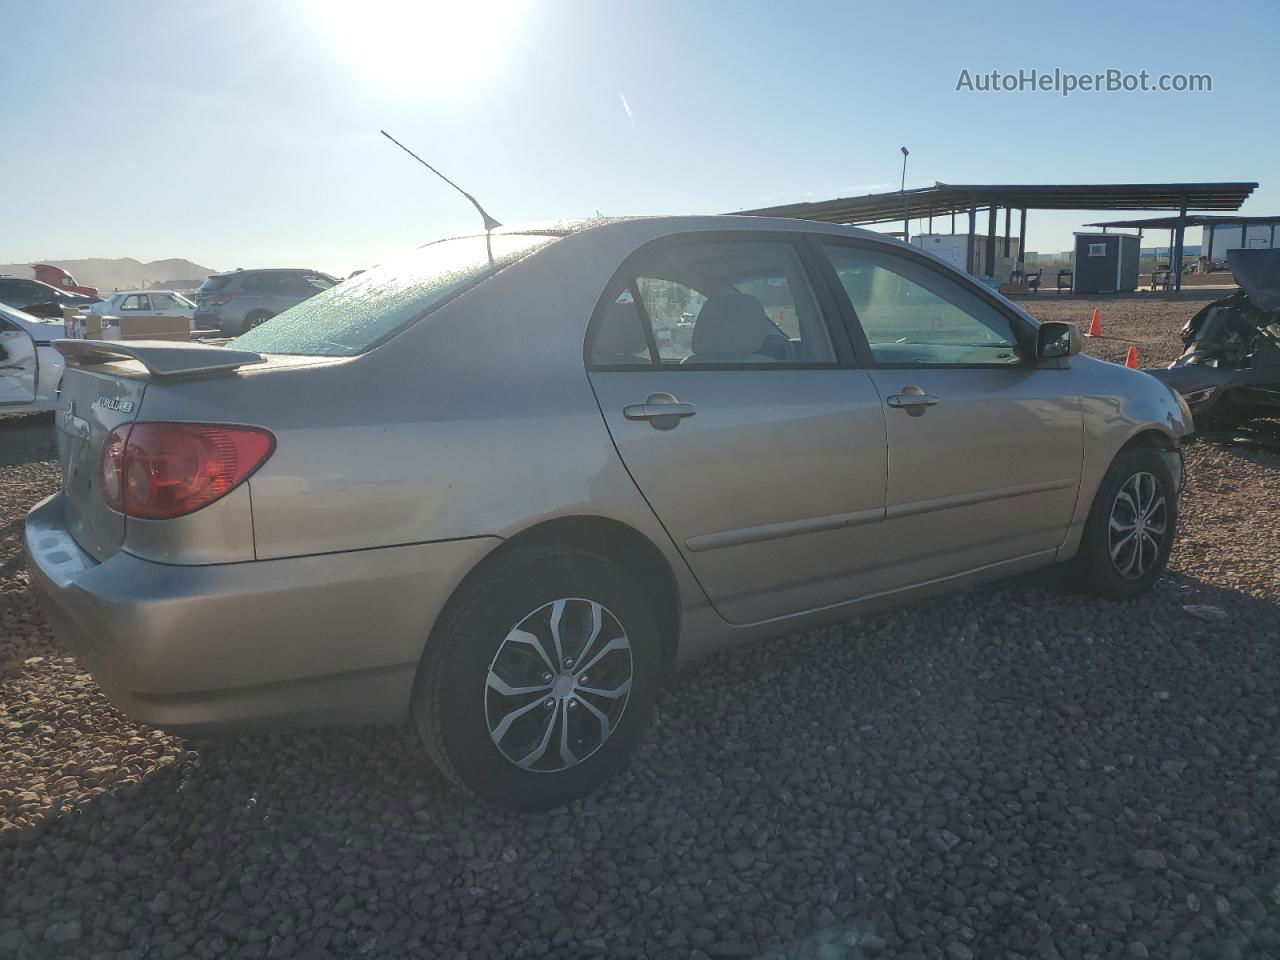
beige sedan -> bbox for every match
[26,216,1192,809]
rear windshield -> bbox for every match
[199,275,232,293]
[231,235,555,357]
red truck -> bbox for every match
[32,264,99,298]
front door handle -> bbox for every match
[623,392,697,430]
[886,385,939,417]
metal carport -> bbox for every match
[734,182,1258,290]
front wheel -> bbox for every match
[411,545,662,811]
[1074,447,1179,600]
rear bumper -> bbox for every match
[25,492,499,734]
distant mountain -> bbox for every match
[0,257,220,292]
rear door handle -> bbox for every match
[886,386,938,417]
[623,393,696,429]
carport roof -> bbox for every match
[733,181,1259,226]
[1085,213,1280,229]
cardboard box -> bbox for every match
[116,315,191,341]
[64,314,190,342]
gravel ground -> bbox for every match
[4,298,1280,959]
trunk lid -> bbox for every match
[52,339,266,561]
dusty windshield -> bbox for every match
[232,234,553,356]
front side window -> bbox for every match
[821,245,1024,366]
[590,239,836,368]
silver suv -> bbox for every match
[193,268,336,335]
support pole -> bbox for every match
[1206,224,1215,262]
[1003,206,1011,257]
[1241,223,1250,250]
[1172,204,1187,291]
[1271,223,1276,249]
[1017,208,1027,270]
[966,204,977,274]
[986,206,998,277]
[951,210,956,234]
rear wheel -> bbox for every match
[1074,447,1178,599]
[244,311,274,330]
[412,545,662,810]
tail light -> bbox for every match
[100,423,275,519]
[201,293,232,306]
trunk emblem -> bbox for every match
[96,397,135,413]
[61,400,90,439]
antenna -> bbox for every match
[380,129,502,232]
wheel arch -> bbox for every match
[1116,426,1185,493]
[503,516,682,669]
[424,515,683,678]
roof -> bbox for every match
[106,289,192,297]
[733,181,1259,226]
[207,267,332,278]
[1085,213,1280,229]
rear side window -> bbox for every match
[589,239,836,368]
[232,234,555,357]
[199,275,232,294]
[241,274,279,294]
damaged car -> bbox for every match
[1150,248,1280,427]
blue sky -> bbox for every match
[7,0,1278,273]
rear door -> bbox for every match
[816,240,1084,588]
[0,314,37,405]
[587,234,888,625]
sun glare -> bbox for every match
[306,0,530,92]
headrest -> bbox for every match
[690,293,773,357]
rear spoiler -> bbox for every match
[54,339,266,378]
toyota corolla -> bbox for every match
[25,216,1192,810]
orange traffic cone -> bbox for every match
[1124,345,1139,369]
[1085,308,1102,338]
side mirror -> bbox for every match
[1037,320,1081,360]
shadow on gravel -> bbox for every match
[1197,420,1280,456]
[5,570,1280,958]
[0,414,56,467]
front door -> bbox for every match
[587,236,887,625]
[0,315,38,406]
[817,241,1084,588]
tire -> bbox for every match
[1074,446,1179,600]
[411,545,662,811]
[244,312,274,330]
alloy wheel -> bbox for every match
[484,598,633,773]
[1108,471,1167,579]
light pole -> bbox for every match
[900,146,910,243]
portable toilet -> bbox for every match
[1072,232,1140,293]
